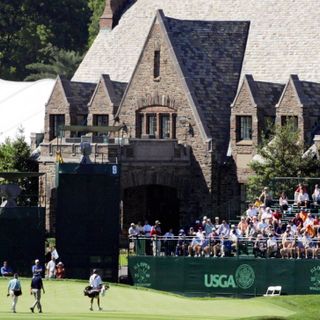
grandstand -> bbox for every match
[127,179,320,296]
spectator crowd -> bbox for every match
[128,184,320,259]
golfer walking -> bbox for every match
[30,275,45,313]
[7,273,21,313]
[89,269,103,311]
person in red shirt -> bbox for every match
[55,262,65,279]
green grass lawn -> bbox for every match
[0,278,317,320]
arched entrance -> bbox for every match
[123,185,180,233]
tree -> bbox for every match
[25,45,83,80]
[247,121,320,200]
[0,1,91,80]
[88,0,105,46]
[0,128,38,206]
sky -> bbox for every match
[0,78,55,144]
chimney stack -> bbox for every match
[99,0,113,30]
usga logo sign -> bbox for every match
[204,264,255,289]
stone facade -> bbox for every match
[230,77,259,184]
[38,3,320,234]
[230,74,320,185]
[116,18,213,213]
[39,11,250,233]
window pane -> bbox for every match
[236,116,252,141]
[172,114,176,139]
[93,115,108,137]
[136,113,144,138]
[50,114,65,140]
[154,51,160,78]
[93,114,108,126]
[160,114,170,139]
[147,114,157,136]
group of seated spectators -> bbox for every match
[260,183,320,211]
[128,183,320,259]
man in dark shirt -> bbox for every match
[30,275,45,313]
[32,259,44,277]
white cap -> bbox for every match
[35,259,39,263]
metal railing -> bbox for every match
[128,235,320,259]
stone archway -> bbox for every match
[123,184,180,233]
[120,165,191,232]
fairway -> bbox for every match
[0,278,300,320]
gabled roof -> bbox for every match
[73,0,320,84]
[163,14,249,141]
[60,79,96,109]
[110,79,127,106]
[231,75,260,108]
[276,75,305,108]
[277,75,320,109]
[88,74,127,107]
[116,11,249,144]
[232,74,284,111]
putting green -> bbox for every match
[0,278,294,320]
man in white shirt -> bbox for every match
[312,184,320,204]
[46,257,56,279]
[128,223,139,238]
[218,220,230,237]
[88,269,103,311]
[246,204,257,219]
[261,207,273,222]
[163,228,175,256]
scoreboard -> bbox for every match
[56,163,120,280]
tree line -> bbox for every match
[0,0,105,81]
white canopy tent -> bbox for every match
[0,78,55,144]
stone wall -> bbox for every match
[44,80,71,141]
[88,79,115,126]
[230,81,257,183]
[39,162,57,232]
[275,81,304,141]
[117,19,213,218]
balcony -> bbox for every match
[39,138,190,164]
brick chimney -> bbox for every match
[99,0,113,30]
[99,0,131,30]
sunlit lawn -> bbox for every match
[0,278,317,320]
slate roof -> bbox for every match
[255,81,284,109]
[161,16,249,149]
[60,79,96,110]
[73,0,320,84]
[299,81,320,108]
[111,80,127,106]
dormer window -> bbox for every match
[136,106,176,139]
[236,116,252,141]
[153,50,160,80]
[49,114,65,140]
[93,114,109,136]
[146,114,157,137]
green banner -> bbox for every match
[128,256,320,296]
